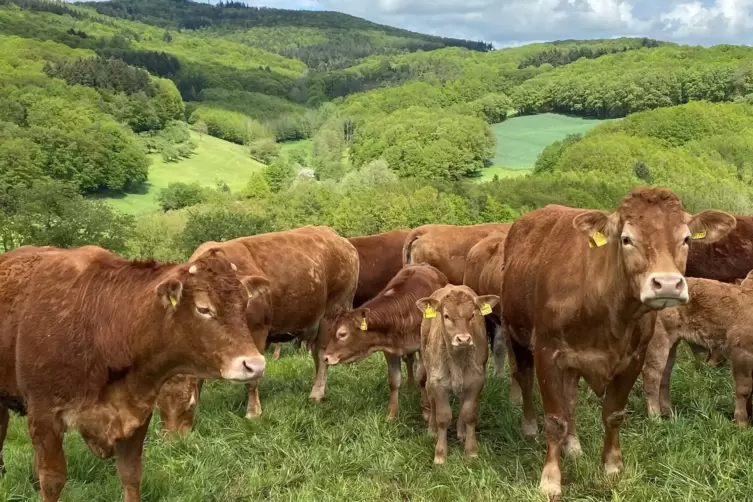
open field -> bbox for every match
[492,114,616,170]
[2,344,752,501]
[94,132,265,215]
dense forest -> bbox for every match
[1,0,753,263]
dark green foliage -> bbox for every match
[96,48,181,78]
[533,133,583,174]
[518,37,663,68]
[43,56,152,95]
[264,156,297,193]
[157,182,207,212]
[181,205,270,254]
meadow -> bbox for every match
[2,343,752,501]
[94,132,265,215]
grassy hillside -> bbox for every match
[492,114,617,169]
[2,345,751,501]
[95,131,264,215]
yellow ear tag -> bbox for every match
[692,230,707,240]
[480,303,492,316]
[360,318,368,331]
[589,231,608,248]
[248,291,253,298]
[424,305,437,318]
[169,295,177,307]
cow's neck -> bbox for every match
[363,328,420,356]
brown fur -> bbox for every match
[687,215,753,283]
[642,272,753,424]
[500,187,736,500]
[322,263,448,418]
[403,223,511,285]
[0,244,267,502]
[157,225,359,431]
[462,230,515,384]
[415,285,499,464]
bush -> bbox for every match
[249,138,281,164]
[181,204,271,254]
[156,182,207,211]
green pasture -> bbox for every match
[95,132,265,215]
[2,344,753,501]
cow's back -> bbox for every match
[348,229,411,307]
[687,215,753,283]
[404,223,510,285]
[190,226,358,332]
[463,230,509,315]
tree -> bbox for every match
[156,182,207,211]
[263,157,296,193]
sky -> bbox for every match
[72,0,753,47]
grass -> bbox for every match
[491,114,616,170]
[2,343,753,501]
[94,132,265,215]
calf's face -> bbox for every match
[417,286,499,349]
[156,375,202,435]
[322,308,373,365]
[156,253,270,382]
[573,188,735,310]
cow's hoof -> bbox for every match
[563,435,582,457]
[522,419,538,438]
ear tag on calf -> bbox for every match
[169,295,177,307]
[424,305,437,319]
[589,231,608,248]
[692,230,707,240]
[360,318,368,331]
[480,303,492,316]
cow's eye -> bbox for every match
[621,235,633,247]
[196,306,214,318]
[683,235,691,246]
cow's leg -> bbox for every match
[429,383,452,464]
[731,353,753,427]
[0,404,7,477]
[404,352,416,387]
[272,343,282,360]
[309,321,328,401]
[385,353,402,420]
[115,413,151,502]
[601,357,644,477]
[418,359,430,423]
[28,415,67,502]
[245,380,262,419]
[562,370,582,457]
[533,348,567,501]
[511,338,537,437]
[658,342,679,417]
[642,331,677,418]
[505,331,522,404]
[459,383,483,458]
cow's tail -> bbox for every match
[404,234,420,265]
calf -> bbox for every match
[462,230,518,398]
[642,271,753,424]
[322,263,448,419]
[157,225,359,432]
[415,285,499,464]
[0,244,267,502]
[501,187,735,499]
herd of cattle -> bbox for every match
[3,186,753,501]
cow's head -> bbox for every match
[573,187,735,310]
[156,250,270,382]
[416,285,499,349]
[156,375,203,436]
[322,307,376,365]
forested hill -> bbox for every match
[82,0,492,70]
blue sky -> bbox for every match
[74,0,753,47]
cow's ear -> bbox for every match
[573,210,618,248]
[157,278,183,309]
[686,210,736,244]
[415,297,440,318]
[475,295,499,315]
[352,307,370,331]
[241,276,271,299]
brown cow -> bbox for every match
[687,215,753,283]
[415,284,499,464]
[322,263,448,419]
[462,229,519,399]
[0,244,268,502]
[157,225,359,432]
[501,188,735,500]
[642,270,753,423]
[270,228,411,362]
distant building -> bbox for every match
[298,167,315,178]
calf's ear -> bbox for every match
[415,297,440,318]
[475,294,499,314]
[686,210,736,244]
[573,210,618,248]
[157,278,183,309]
[241,276,271,299]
